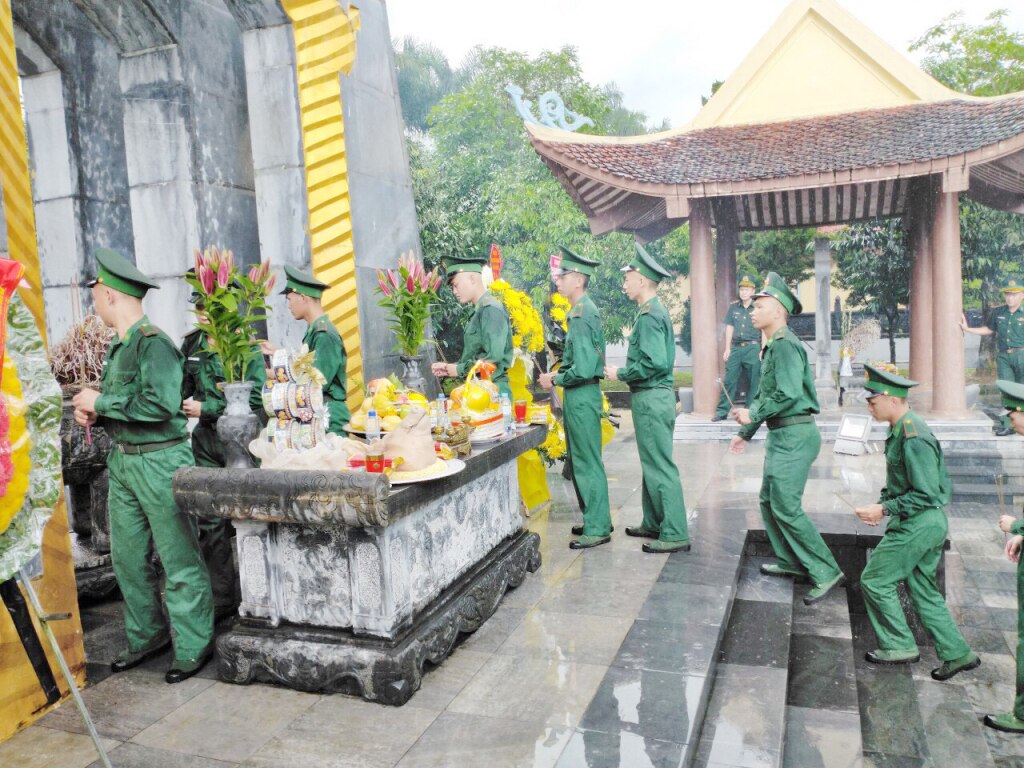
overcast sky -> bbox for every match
[384,0,1024,129]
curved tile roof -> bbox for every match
[532,95,1024,186]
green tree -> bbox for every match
[912,9,1024,371]
[408,45,686,353]
[832,220,910,364]
[394,38,458,132]
[737,228,816,286]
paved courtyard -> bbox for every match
[3,412,1024,767]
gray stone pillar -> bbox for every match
[689,199,717,417]
[813,236,837,408]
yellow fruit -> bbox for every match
[381,415,402,432]
[349,412,367,429]
[407,392,428,405]
[360,397,372,413]
[368,377,395,396]
[464,383,492,412]
[372,391,392,413]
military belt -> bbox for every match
[568,377,600,387]
[766,414,815,430]
[117,436,187,455]
[733,340,758,348]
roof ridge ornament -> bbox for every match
[505,84,594,132]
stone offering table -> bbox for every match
[172,426,545,705]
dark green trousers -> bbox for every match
[715,344,761,419]
[860,509,970,661]
[633,387,689,542]
[563,383,611,536]
[760,422,841,585]
[192,423,237,611]
[1015,552,1024,719]
[997,351,1024,431]
[108,442,213,659]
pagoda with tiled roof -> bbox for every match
[525,0,1024,417]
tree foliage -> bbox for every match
[737,228,816,285]
[403,44,688,357]
[832,221,910,364]
[912,9,1024,370]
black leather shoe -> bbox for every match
[165,648,213,684]
[110,636,171,673]
[624,526,659,539]
[572,524,614,536]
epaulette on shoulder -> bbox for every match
[570,305,583,318]
[639,305,651,315]
[902,418,919,438]
[139,325,160,337]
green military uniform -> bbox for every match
[446,254,514,398]
[859,366,976,676]
[618,245,689,551]
[987,278,1024,385]
[714,274,761,420]
[303,315,349,432]
[282,265,350,433]
[739,273,843,591]
[555,280,611,539]
[180,324,265,611]
[985,380,1024,731]
[88,249,213,663]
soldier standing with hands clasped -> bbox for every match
[73,248,214,684]
[852,365,979,680]
[538,246,612,550]
[713,272,761,422]
[605,244,690,554]
[729,272,845,605]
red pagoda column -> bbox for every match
[908,177,934,393]
[930,187,967,416]
[690,199,717,417]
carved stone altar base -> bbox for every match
[173,426,546,705]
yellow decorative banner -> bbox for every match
[283,0,363,410]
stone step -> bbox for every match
[675,414,998,443]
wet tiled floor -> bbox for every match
[3,414,1024,767]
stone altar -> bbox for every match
[172,426,545,705]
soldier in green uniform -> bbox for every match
[538,247,611,549]
[985,379,1024,732]
[852,365,980,680]
[713,273,761,421]
[181,276,266,616]
[960,277,1024,435]
[72,248,213,684]
[605,244,690,553]
[730,272,845,605]
[260,265,349,433]
[430,253,514,398]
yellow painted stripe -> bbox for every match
[0,4,45,340]
[283,0,363,409]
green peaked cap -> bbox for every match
[444,253,486,278]
[753,271,802,315]
[621,243,672,283]
[863,364,917,399]
[1002,276,1024,293]
[556,245,599,276]
[87,248,160,298]
[738,272,757,288]
[998,379,1024,412]
[283,265,329,298]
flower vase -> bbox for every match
[217,381,259,469]
[399,354,426,393]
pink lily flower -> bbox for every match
[265,274,276,293]
[216,258,230,289]
[389,269,400,290]
[406,274,415,294]
[199,265,215,294]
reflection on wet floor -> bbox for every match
[1,412,1021,767]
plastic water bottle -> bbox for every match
[500,394,513,435]
[365,409,381,442]
[436,394,447,429]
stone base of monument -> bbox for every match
[173,425,547,706]
[217,529,540,705]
